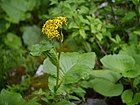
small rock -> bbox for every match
[81,98,108,105]
[35,65,44,76]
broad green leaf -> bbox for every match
[0,89,25,105]
[30,40,53,56]
[130,92,140,105]
[48,76,56,93]
[122,66,140,78]
[133,76,140,87]
[44,52,96,84]
[64,65,91,84]
[0,89,41,105]
[121,89,133,104]
[120,45,140,65]
[101,54,136,77]
[22,25,42,48]
[91,78,123,96]
[77,52,96,68]
[91,70,122,83]
[0,0,39,23]
[4,33,22,49]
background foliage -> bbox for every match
[1,0,140,105]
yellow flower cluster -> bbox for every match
[42,16,67,39]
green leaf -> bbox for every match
[114,8,125,15]
[78,15,89,24]
[79,28,86,39]
[91,24,96,34]
[121,89,133,104]
[120,11,136,23]
[91,70,122,83]
[77,52,96,68]
[71,87,86,99]
[133,76,140,87]
[44,60,57,76]
[130,92,140,105]
[50,0,58,5]
[64,65,92,84]
[133,30,140,35]
[96,33,103,41]
[0,0,39,23]
[22,25,42,48]
[44,52,96,84]
[91,78,123,97]
[101,54,138,78]
[4,33,22,49]
[0,89,25,105]
[0,19,10,34]
[26,98,41,105]
[79,6,89,14]
[46,49,59,67]
[122,91,140,105]
[129,33,138,43]
[57,100,75,105]
[122,67,140,78]
[120,45,140,65]
[67,94,80,101]
[30,40,53,56]
[48,76,56,93]
[0,89,41,105]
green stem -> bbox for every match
[128,78,134,91]
[55,61,60,92]
[96,40,107,55]
[135,86,139,92]
[55,34,63,93]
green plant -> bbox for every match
[45,0,124,55]
[86,43,140,105]
[30,16,96,104]
[0,41,25,88]
[1,0,140,104]
[0,0,46,87]
[6,76,30,95]
[0,89,40,105]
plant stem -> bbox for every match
[55,34,63,93]
[96,40,107,55]
[128,78,134,91]
[55,61,60,91]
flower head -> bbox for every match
[42,16,67,39]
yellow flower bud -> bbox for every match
[42,16,67,39]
